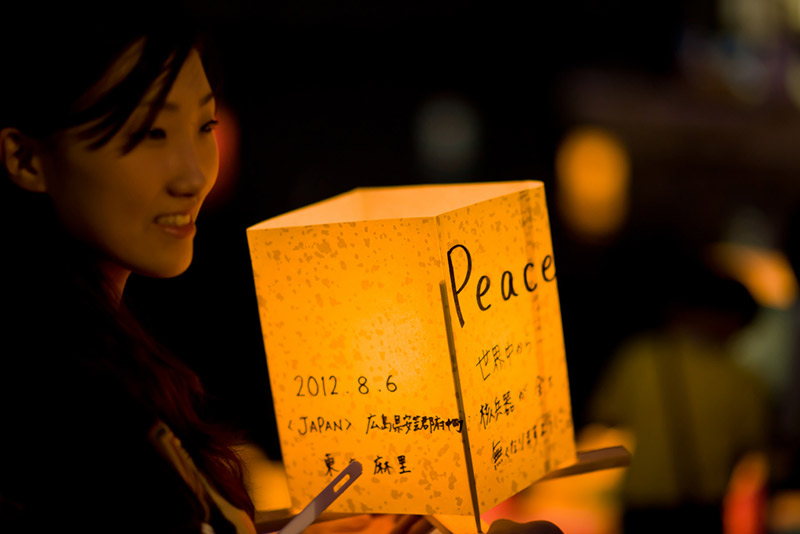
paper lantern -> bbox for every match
[247,181,576,519]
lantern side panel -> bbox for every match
[434,183,576,514]
[247,214,474,515]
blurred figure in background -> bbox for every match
[588,254,770,533]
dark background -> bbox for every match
[125,0,800,460]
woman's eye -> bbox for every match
[147,128,166,140]
[201,119,219,134]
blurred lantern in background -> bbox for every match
[708,242,798,311]
[207,105,241,210]
[723,451,770,534]
[414,94,481,182]
[555,126,630,240]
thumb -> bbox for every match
[487,519,564,534]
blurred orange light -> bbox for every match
[723,452,769,534]
[708,243,799,310]
[207,105,240,209]
[556,127,630,238]
[768,491,800,533]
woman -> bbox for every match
[0,7,565,533]
[0,6,256,533]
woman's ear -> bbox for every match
[0,127,47,193]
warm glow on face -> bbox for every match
[556,127,630,238]
[41,50,219,280]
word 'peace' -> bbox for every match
[447,243,555,328]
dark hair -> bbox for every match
[0,3,253,527]
[1,4,221,149]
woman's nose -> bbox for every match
[167,139,218,198]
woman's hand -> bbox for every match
[390,515,434,534]
[303,514,432,534]
[302,514,564,534]
[487,518,563,534]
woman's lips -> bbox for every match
[155,213,196,238]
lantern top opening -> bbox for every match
[249,181,543,230]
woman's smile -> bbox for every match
[155,212,196,237]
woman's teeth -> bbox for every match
[156,214,191,226]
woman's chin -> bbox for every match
[134,253,194,280]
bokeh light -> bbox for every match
[708,242,799,310]
[414,94,481,181]
[207,105,241,209]
[555,127,631,239]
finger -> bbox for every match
[407,517,434,534]
[488,519,564,534]
[390,515,425,534]
[304,514,373,534]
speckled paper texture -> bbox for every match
[247,181,576,516]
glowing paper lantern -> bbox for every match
[247,181,576,518]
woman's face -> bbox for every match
[41,48,218,281]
